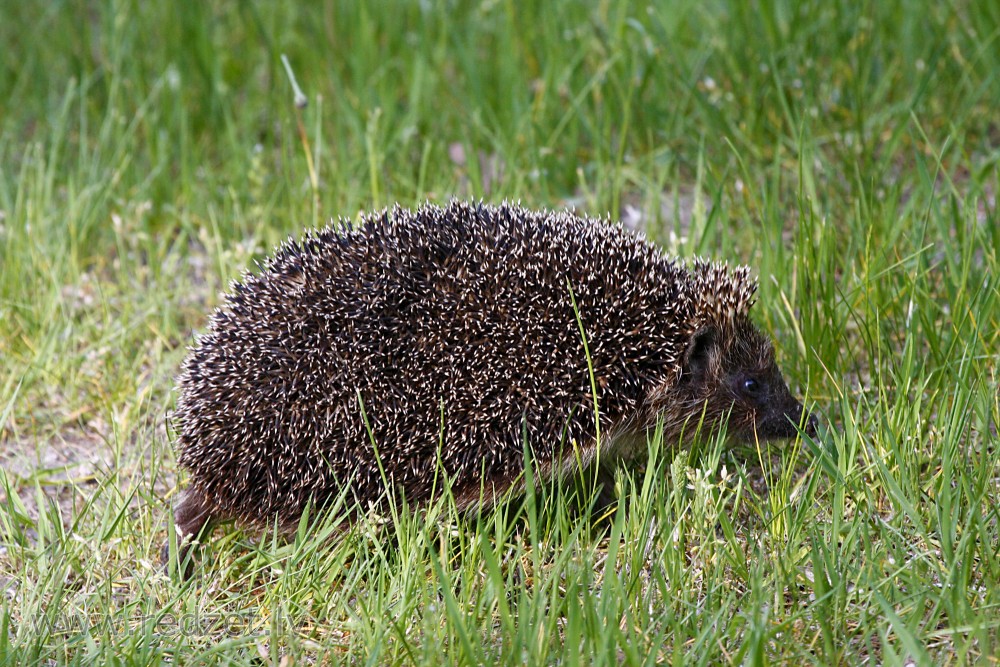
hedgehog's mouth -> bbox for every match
[751,403,817,441]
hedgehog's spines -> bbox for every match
[684,258,758,336]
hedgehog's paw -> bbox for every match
[163,488,220,579]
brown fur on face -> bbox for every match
[647,315,816,444]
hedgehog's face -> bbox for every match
[660,317,817,444]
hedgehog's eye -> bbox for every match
[742,378,761,395]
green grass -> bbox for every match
[1,0,998,664]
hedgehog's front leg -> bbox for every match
[162,487,222,576]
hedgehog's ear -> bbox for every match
[683,326,720,381]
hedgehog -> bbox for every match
[168,200,816,560]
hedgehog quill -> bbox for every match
[169,200,816,560]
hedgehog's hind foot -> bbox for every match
[162,488,221,578]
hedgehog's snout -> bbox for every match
[755,396,817,440]
[778,383,819,439]
[731,363,817,443]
